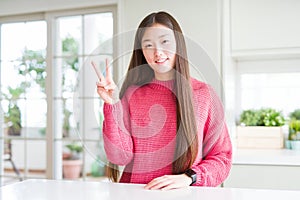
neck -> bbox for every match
[154,71,175,81]
[150,78,175,91]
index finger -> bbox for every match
[91,61,105,81]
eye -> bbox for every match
[143,44,153,48]
[162,40,169,44]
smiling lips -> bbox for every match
[155,58,169,64]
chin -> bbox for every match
[156,69,172,74]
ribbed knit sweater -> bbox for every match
[103,78,232,186]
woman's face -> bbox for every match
[141,23,176,81]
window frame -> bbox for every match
[47,5,117,180]
[0,13,48,184]
[0,5,117,185]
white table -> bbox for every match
[1,179,300,200]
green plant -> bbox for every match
[64,143,83,160]
[3,85,28,135]
[239,108,285,126]
[18,38,79,138]
[1,48,46,136]
[259,108,285,126]
[60,36,79,137]
[288,119,300,141]
[239,110,261,126]
[289,109,300,120]
[91,156,106,177]
[4,105,22,135]
[17,48,46,92]
[63,109,72,137]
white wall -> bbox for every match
[121,0,220,63]
[231,0,300,53]
[118,0,223,95]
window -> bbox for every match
[240,73,300,116]
[51,10,115,180]
[0,6,116,185]
[0,19,47,184]
[236,59,300,121]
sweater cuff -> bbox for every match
[103,101,122,112]
[191,167,203,186]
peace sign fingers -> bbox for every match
[92,59,118,104]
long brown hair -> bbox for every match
[108,11,198,182]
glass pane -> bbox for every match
[1,22,26,61]
[4,139,25,179]
[84,12,113,54]
[53,57,80,98]
[64,98,78,139]
[57,16,82,56]
[53,97,78,139]
[26,140,47,178]
[240,73,300,116]
[82,98,102,140]
[84,141,107,181]
[1,21,46,60]
[1,20,46,185]
[62,57,81,97]
[0,60,25,89]
[24,99,47,138]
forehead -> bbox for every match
[142,24,174,41]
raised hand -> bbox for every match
[92,59,118,104]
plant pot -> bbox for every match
[7,127,21,136]
[285,140,292,149]
[290,141,300,150]
[62,159,83,179]
[91,159,106,177]
[236,126,284,149]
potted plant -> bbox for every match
[286,114,300,150]
[289,109,300,120]
[62,142,83,179]
[237,108,286,149]
[3,85,27,136]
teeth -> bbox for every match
[156,58,167,63]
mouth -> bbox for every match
[155,58,169,64]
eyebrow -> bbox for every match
[142,34,171,43]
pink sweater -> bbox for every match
[103,78,232,186]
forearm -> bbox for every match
[103,102,133,165]
[192,135,232,187]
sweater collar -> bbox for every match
[148,78,175,91]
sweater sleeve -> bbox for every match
[102,96,133,166]
[192,85,232,187]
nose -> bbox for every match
[154,47,164,57]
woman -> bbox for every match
[94,11,232,190]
